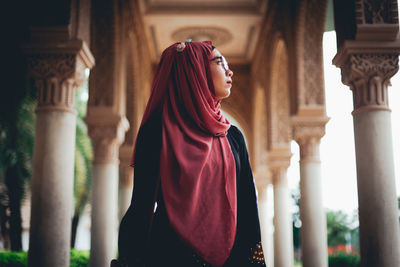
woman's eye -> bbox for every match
[217,61,223,65]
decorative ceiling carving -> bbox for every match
[171,26,233,47]
[141,0,266,14]
[139,0,267,63]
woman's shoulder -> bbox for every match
[135,115,162,155]
[227,125,246,149]
[228,124,244,139]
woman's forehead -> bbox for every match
[211,49,222,57]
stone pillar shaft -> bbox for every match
[334,52,400,267]
[298,138,327,267]
[353,110,400,267]
[90,163,119,267]
[272,168,294,267]
[29,109,76,267]
[293,121,328,267]
[24,39,94,267]
[87,114,128,267]
[255,168,274,267]
[119,164,133,220]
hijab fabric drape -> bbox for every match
[131,41,237,267]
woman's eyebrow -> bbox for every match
[210,56,223,61]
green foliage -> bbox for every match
[0,251,27,267]
[398,196,400,209]
[291,187,301,251]
[0,83,36,198]
[0,76,36,250]
[73,87,92,216]
[326,210,354,247]
[71,73,92,248]
[294,258,302,267]
[70,249,89,267]
[0,250,89,267]
[329,252,360,267]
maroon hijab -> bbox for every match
[131,41,236,267]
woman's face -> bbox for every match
[210,49,233,100]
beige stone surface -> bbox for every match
[28,111,76,267]
[353,110,400,267]
[89,163,119,267]
[272,168,294,267]
[299,158,328,267]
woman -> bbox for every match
[114,41,265,267]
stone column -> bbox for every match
[86,113,129,267]
[118,144,134,221]
[23,37,94,267]
[334,50,400,267]
[293,123,328,267]
[255,168,274,267]
[268,150,294,267]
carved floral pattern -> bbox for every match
[302,0,326,106]
[253,87,268,167]
[295,0,326,107]
[27,54,76,79]
[356,0,398,24]
[27,54,86,113]
[341,54,399,112]
[270,39,291,148]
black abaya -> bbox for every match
[117,116,266,267]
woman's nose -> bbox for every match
[226,69,233,77]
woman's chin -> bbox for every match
[222,90,231,99]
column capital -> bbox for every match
[266,149,292,186]
[23,29,95,113]
[86,113,129,164]
[292,115,328,163]
[253,165,271,189]
[333,41,400,114]
[292,115,329,141]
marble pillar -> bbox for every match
[24,40,94,267]
[86,114,129,267]
[334,51,400,267]
[268,150,293,267]
[295,132,328,267]
[272,167,294,267]
[255,168,274,267]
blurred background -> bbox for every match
[1,0,400,267]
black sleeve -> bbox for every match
[229,126,264,266]
[117,117,162,266]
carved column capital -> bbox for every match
[253,165,271,189]
[266,149,292,186]
[292,115,328,163]
[23,37,95,114]
[297,136,321,163]
[86,114,129,164]
[333,40,400,114]
[342,53,398,113]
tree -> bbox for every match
[0,79,36,251]
[70,74,93,248]
[326,210,353,247]
[291,186,301,251]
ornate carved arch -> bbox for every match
[268,35,291,150]
[252,83,268,168]
[294,0,328,111]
